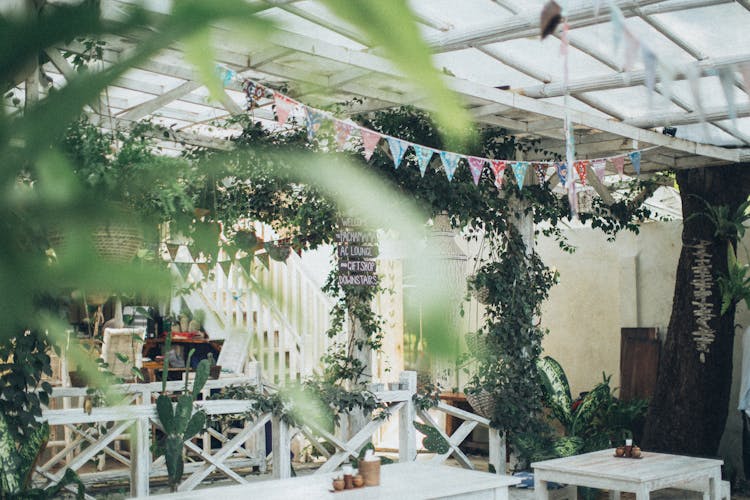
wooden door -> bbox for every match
[620,328,660,401]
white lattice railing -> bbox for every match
[38,371,506,497]
[175,222,338,383]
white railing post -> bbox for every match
[398,371,417,463]
[131,415,151,497]
[271,415,291,479]
[489,428,506,475]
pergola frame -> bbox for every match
[11,0,750,186]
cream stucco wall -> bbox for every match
[537,219,750,474]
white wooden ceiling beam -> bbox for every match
[626,102,750,128]
[634,8,706,60]
[117,80,202,122]
[423,0,673,53]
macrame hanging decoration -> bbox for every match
[690,240,716,363]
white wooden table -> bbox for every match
[532,449,723,500]
[143,462,521,499]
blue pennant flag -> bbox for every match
[413,144,435,177]
[512,162,529,190]
[629,151,641,175]
[555,162,568,186]
[304,107,326,141]
[439,151,461,182]
[387,137,409,169]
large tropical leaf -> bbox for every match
[537,356,573,428]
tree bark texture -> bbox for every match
[643,164,748,456]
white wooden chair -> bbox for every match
[101,327,146,381]
[216,329,252,377]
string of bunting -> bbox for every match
[237,76,652,192]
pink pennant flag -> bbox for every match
[490,160,507,189]
[612,156,625,176]
[334,120,353,150]
[592,159,606,183]
[273,91,297,125]
[467,157,486,186]
[360,128,382,161]
[574,160,590,186]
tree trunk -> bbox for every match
[643,164,747,455]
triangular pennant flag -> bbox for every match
[533,163,547,186]
[196,262,210,278]
[304,106,326,141]
[360,128,382,161]
[174,262,192,282]
[629,151,641,175]
[592,159,606,183]
[686,64,708,135]
[555,162,568,186]
[490,160,507,189]
[166,243,179,261]
[718,66,737,124]
[413,144,436,177]
[256,252,270,270]
[568,180,578,219]
[612,156,625,176]
[386,137,409,169]
[219,260,232,277]
[467,156,486,186]
[624,31,640,72]
[740,63,750,99]
[334,120,353,150]
[512,162,529,190]
[574,160,589,186]
[658,63,676,106]
[439,151,461,182]
[273,91,296,125]
[642,46,657,103]
[611,5,624,56]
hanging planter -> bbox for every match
[468,273,491,305]
[466,389,495,419]
[264,241,291,262]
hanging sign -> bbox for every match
[337,219,379,287]
[338,245,379,258]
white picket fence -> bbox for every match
[174,222,339,383]
[37,371,506,497]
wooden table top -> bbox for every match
[532,449,723,483]
[142,462,521,499]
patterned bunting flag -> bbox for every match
[574,160,589,186]
[334,120,353,150]
[439,151,461,182]
[512,161,528,190]
[592,159,607,183]
[612,156,625,176]
[196,262,210,279]
[490,160,507,189]
[216,65,235,86]
[387,137,409,169]
[629,151,641,175]
[413,145,436,177]
[304,107,326,141]
[360,129,382,161]
[555,162,568,186]
[242,80,266,111]
[256,252,269,270]
[273,92,297,125]
[467,156,486,186]
[533,163,547,186]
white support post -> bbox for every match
[398,371,417,463]
[489,428,506,475]
[130,416,150,497]
[271,415,291,479]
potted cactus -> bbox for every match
[156,338,211,492]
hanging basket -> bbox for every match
[49,221,144,263]
[468,273,491,305]
[264,242,291,262]
[466,389,495,419]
